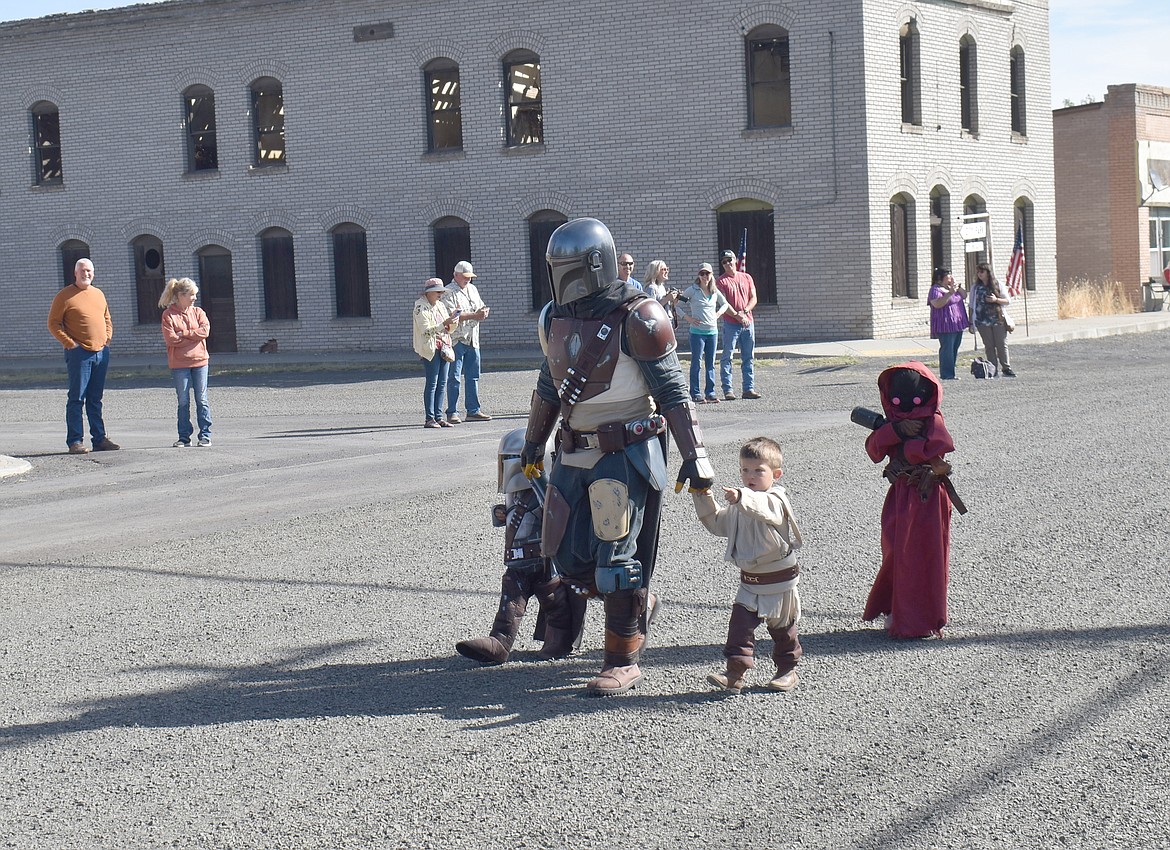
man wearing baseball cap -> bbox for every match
[716,249,761,400]
[442,260,492,422]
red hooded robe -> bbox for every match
[862,361,954,638]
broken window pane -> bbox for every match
[32,102,63,184]
[184,85,218,171]
[251,77,286,166]
[425,59,463,151]
[504,51,542,146]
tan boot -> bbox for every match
[706,656,752,694]
[586,664,643,695]
[455,572,530,665]
[455,636,511,665]
[766,670,799,692]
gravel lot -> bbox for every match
[2,332,1168,850]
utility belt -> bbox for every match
[883,458,968,515]
[740,565,800,586]
[560,414,666,454]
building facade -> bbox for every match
[0,0,1054,357]
[1053,84,1170,302]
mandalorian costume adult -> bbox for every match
[520,217,714,694]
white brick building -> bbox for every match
[0,0,1055,357]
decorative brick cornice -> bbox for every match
[419,198,475,225]
[959,176,991,202]
[925,168,954,192]
[1011,178,1038,202]
[238,59,293,85]
[122,219,167,241]
[413,39,465,67]
[489,29,545,58]
[171,68,221,94]
[49,226,96,247]
[186,228,237,253]
[515,191,573,219]
[704,179,781,209]
[320,205,373,231]
[734,3,797,34]
[887,172,920,199]
[249,210,301,234]
[22,85,65,109]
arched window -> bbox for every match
[929,187,951,275]
[432,216,471,282]
[332,223,370,318]
[962,195,987,285]
[528,210,567,310]
[31,101,63,184]
[1010,46,1027,136]
[60,240,91,288]
[959,35,978,134]
[1013,199,1036,292]
[424,58,463,151]
[503,50,543,146]
[250,76,286,166]
[132,235,166,324]
[260,227,298,320]
[899,20,921,126]
[197,245,238,353]
[717,201,777,305]
[746,25,791,128]
[183,85,218,172]
[890,194,916,298]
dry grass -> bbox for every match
[1057,278,1137,319]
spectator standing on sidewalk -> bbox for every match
[716,249,760,400]
[617,252,643,291]
[969,262,1016,377]
[927,267,969,381]
[46,258,120,454]
[159,277,213,447]
[442,261,492,422]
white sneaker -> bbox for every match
[197,438,212,447]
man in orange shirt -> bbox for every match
[47,258,120,454]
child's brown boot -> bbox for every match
[765,670,799,692]
[706,657,752,694]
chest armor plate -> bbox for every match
[547,316,623,404]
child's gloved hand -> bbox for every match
[893,418,924,439]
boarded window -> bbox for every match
[503,50,543,146]
[890,197,912,298]
[716,206,777,306]
[929,188,950,276]
[251,77,286,166]
[960,36,978,133]
[1010,47,1026,135]
[261,228,298,320]
[184,85,218,171]
[425,58,463,151]
[528,210,567,310]
[60,240,90,288]
[432,217,471,282]
[31,101,63,184]
[899,21,921,126]
[197,245,238,353]
[133,236,166,324]
[332,223,371,318]
[746,26,791,128]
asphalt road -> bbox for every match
[2,333,1168,850]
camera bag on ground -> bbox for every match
[970,357,998,379]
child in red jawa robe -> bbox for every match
[862,361,958,638]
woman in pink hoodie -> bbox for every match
[159,278,212,447]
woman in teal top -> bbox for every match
[681,262,737,403]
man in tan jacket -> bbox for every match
[47,258,119,454]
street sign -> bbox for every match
[965,240,985,253]
[960,222,986,240]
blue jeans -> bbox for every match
[937,331,964,379]
[689,332,718,399]
[423,354,450,422]
[720,321,755,394]
[172,365,212,442]
[446,342,481,418]
[65,345,109,446]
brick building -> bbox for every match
[1053,84,1170,303]
[0,0,1055,357]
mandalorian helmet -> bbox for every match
[545,217,618,305]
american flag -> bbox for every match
[738,228,748,273]
[1005,222,1026,297]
